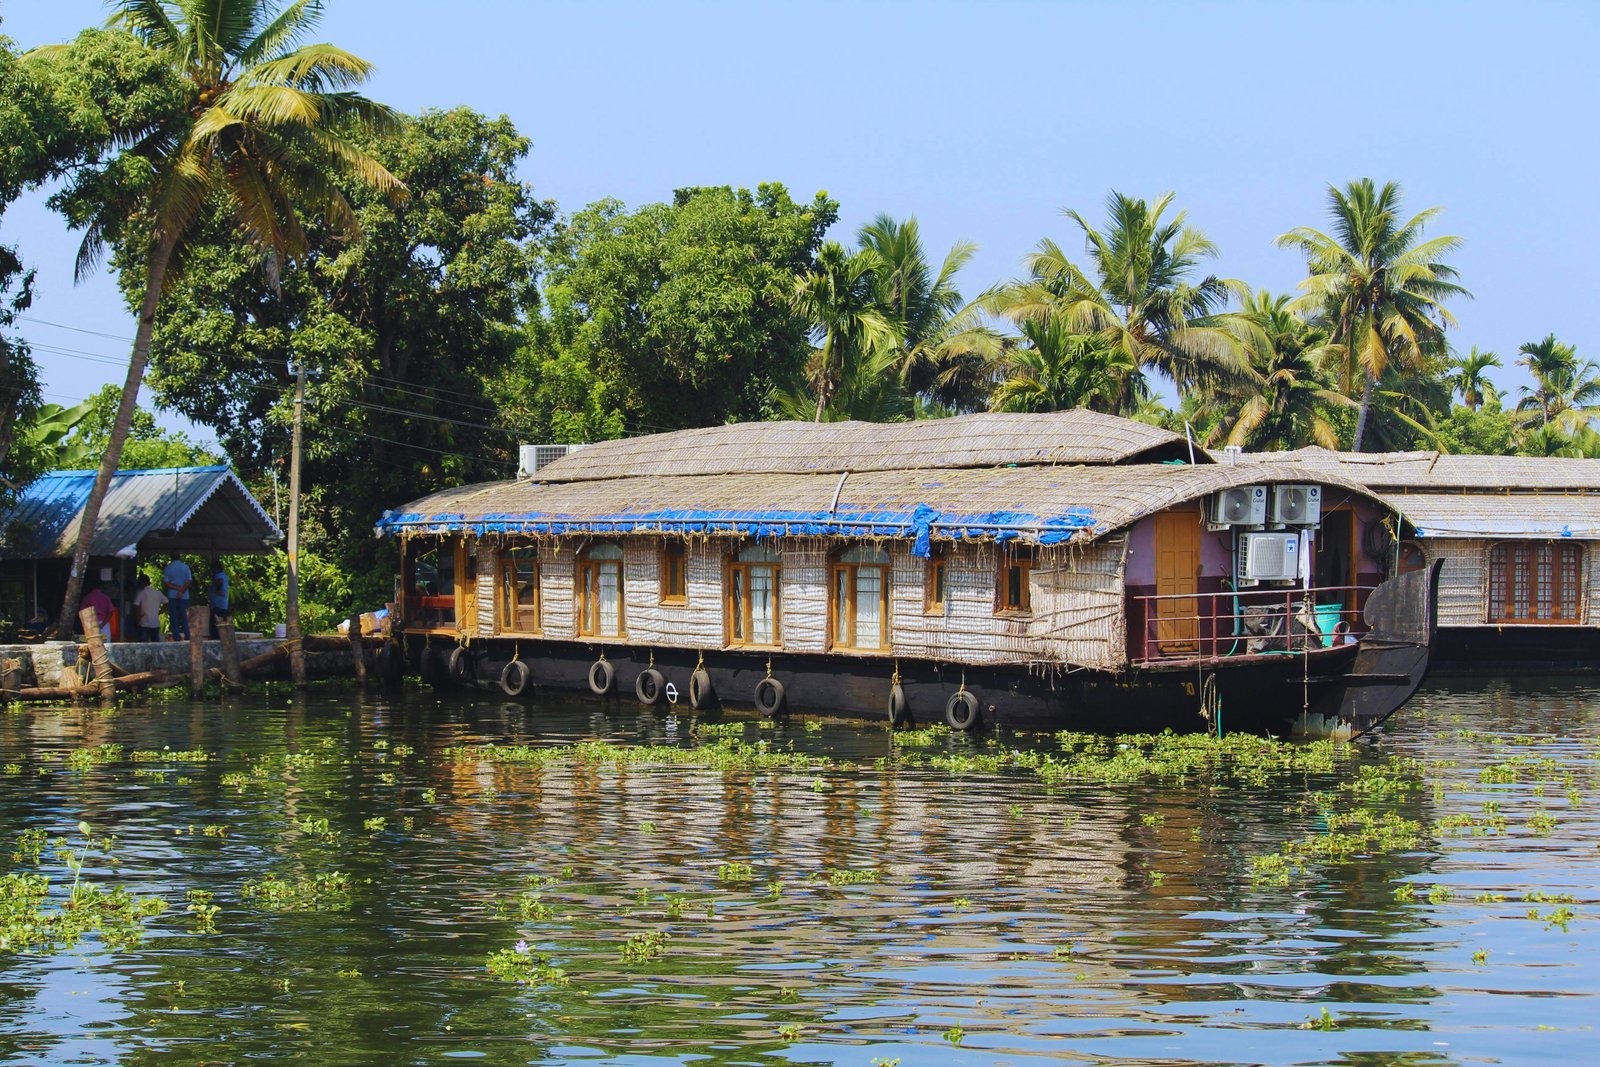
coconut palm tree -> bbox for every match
[991,191,1252,397]
[32,0,402,635]
[1446,346,1502,411]
[856,214,998,409]
[789,241,897,421]
[1513,334,1591,427]
[1196,290,1351,450]
[1276,179,1467,451]
[988,314,1146,415]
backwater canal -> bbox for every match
[0,677,1596,1066]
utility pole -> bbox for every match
[286,360,307,688]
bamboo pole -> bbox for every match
[77,608,116,706]
[18,683,98,700]
[286,360,308,689]
[188,605,209,696]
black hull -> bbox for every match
[402,636,1376,735]
[1432,626,1600,674]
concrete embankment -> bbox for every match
[0,640,365,689]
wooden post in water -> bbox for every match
[188,605,209,696]
[77,607,116,705]
[348,614,367,686]
[217,616,243,690]
[285,360,308,689]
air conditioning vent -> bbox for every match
[518,443,588,478]
[1208,485,1268,528]
[1270,484,1322,526]
[1237,531,1301,585]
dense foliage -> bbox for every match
[1,3,1593,631]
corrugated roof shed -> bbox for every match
[535,410,1199,482]
[0,467,282,559]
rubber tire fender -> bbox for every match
[499,659,532,697]
[887,683,909,727]
[753,677,786,716]
[588,659,615,696]
[945,690,980,731]
[418,646,440,686]
[376,643,403,686]
[447,646,474,683]
[635,667,665,706]
[688,668,715,710]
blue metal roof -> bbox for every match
[0,466,281,559]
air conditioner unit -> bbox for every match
[1237,531,1300,585]
[517,443,588,478]
[1208,485,1268,528]
[1270,484,1322,526]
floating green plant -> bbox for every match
[717,862,755,883]
[241,871,353,912]
[825,868,878,886]
[486,941,570,986]
[620,929,669,963]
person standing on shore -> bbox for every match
[209,559,231,638]
[133,574,165,642]
[163,556,193,641]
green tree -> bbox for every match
[1513,334,1598,430]
[31,0,400,636]
[1434,404,1516,455]
[144,107,544,610]
[856,213,997,410]
[1196,290,1351,450]
[1445,346,1502,411]
[1276,179,1467,451]
[787,240,896,420]
[54,384,220,470]
[524,184,837,434]
[992,191,1251,397]
[988,315,1145,415]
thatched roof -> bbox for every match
[1388,494,1600,540]
[1219,446,1600,492]
[535,411,1198,482]
[379,462,1374,548]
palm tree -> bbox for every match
[1276,179,1467,451]
[1514,334,1586,426]
[1518,359,1600,431]
[1196,290,1351,450]
[856,214,998,409]
[789,241,896,421]
[1446,346,1502,411]
[988,315,1146,415]
[992,191,1252,396]
[32,0,402,635]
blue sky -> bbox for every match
[2,0,1597,444]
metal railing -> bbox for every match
[1130,584,1373,664]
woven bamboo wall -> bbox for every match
[1421,537,1600,627]
[459,533,1131,669]
[1420,539,1485,627]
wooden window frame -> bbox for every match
[1487,541,1583,625]
[497,545,541,635]
[829,547,892,651]
[995,545,1034,615]
[724,548,782,648]
[924,544,949,615]
[659,540,688,605]
[576,543,626,639]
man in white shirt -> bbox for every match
[133,574,165,642]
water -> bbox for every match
[0,677,1596,1066]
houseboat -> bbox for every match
[1227,447,1600,670]
[376,412,1440,735]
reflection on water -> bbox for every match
[0,676,1596,1066]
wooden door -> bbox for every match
[455,540,478,635]
[1153,510,1201,654]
